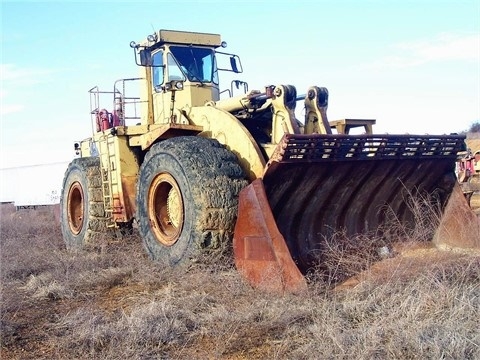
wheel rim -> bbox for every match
[67,182,84,235]
[148,173,184,246]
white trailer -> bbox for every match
[0,162,70,208]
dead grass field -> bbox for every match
[1,209,479,359]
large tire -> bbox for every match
[136,136,247,266]
[60,157,107,248]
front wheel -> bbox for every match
[136,136,247,266]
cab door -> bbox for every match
[151,50,187,125]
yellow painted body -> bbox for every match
[91,131,139,223]
[79,29,369,225]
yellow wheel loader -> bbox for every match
[60,30,480,293]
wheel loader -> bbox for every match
[60,29,480,293]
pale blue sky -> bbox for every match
[1,0,479,168]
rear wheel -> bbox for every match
[60,157,107,248]
[136,136,247,266]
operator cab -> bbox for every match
[129,30,243,124]
[131,29,242,93]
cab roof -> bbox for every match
[142,29,222,48]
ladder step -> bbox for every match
[98,135,122,228]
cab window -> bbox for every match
[170,46,218,84]
[152,51,164,87]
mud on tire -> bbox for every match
[60,157,107,249]
[136,136,248,266]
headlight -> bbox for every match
[147,33,157,42]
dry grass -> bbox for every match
[1,209,479,359]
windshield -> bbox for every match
[170,46,218,84]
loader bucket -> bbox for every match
[234,133,469,292]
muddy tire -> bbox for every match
[136,136,247,266]
[60,157,107,249]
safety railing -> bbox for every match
[88,77,146,134]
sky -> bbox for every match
[1,0,479,169]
